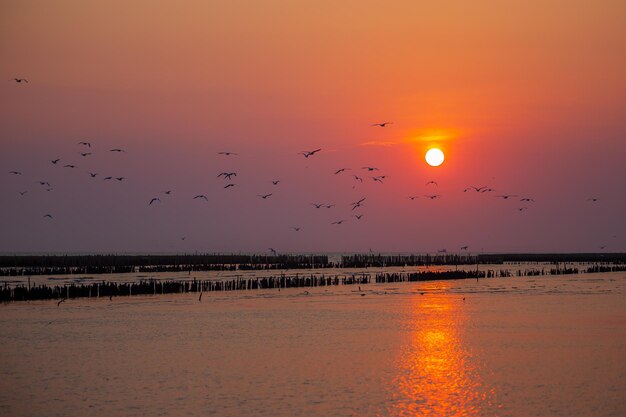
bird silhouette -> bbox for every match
[272,180,280,185]
[352,175,363,183]
[480,188,495,193]
[217,172,237,180]
[350,198,366,210]
[51,159,61,165]
[103,176,113,180]
[334,168,350,174]
[407,196,419,200]
[149,198,161,205]
[371,122,392,127]
[496,194,517,199]
[43,214,53,219]
[115,177,126,181]
[269,248,277,255]
[353,214,364,220]
[9,171,22,175]
[516,207,528,212]
[362,166,379,171]
[193,195,208,201]
[38,181,51,187]
[311,203,324,209]
[163,190,172,195]
[299,148,322,158]
[80,152,92,157]
[424,194,440,200]
[78,141,91,147]
[19,191,27,196]
[426,181,438,187]
[461,246,469,250]
[464,186,487,192]
[63,165,76,168]
[224,183,236,189]
[218,151,238,156]
[57,298,66,307]
[331,220,346,225]
[520,198,535,202]
[12,78,29,83]
[324,204,335,209]
[372,176,385,183]
[587,198,600,202]
[258,193,273,199]
[110,148,125,153]
[291,227,302,231]
[89,172,98,178]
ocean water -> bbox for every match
[0,271,624,416]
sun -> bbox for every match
[425,148,445,167]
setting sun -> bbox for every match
[425,148,445,167]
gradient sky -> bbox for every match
[1,0,625,253]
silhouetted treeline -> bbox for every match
[0,254,331,276]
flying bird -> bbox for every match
[272,180,280,185]
[299,148,322,158]
[461,246,469,251]
[89,172,98,178]
[115,177,126,181]
[480,188,495,193]
[257,193,273,199]
[180,236,186,241]
[350,198,366,210]
[269,248,277,255]
[324,204,336,209]
[57,299,66,307]
[352,175,363,183]
[43,214,53,219]
[78,141,91,147]
[495,194,517,199]
[38,181,51,187]
[80,152,92,157]
[587,198,600,202]
[103,176,113,180]
[372,176,385,183]
[12,78,29,83]
[516,207,528,212]
[19,191,27,196]
[218,151,238,156]
[311,203,324,209]
[291,227,302,231]
[217,172,237,180]
[362,166,379,171]
[407,196,419,200]
[63,165,76,168]
[331,220,346,225]
[163,190,172,195]
[51,159,61,165]
[424,194,441,200]
[334,168,350,175]
[520,198,535,202]
[9,171,22,175]
[353,214,364,220]
[224,183,236,189]
[371,122,393,127]
[149,198,161,205]
[426,181,438,187]
[193,195,208,201]
[464,186,487,192]
[110,148,125,153]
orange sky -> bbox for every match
[1,0,625,252]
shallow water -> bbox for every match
[1,272,625,416]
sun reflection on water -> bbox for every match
[388,285,499,416]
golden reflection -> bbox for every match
[389,284,498,416]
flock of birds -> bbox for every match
[5,77,612,252]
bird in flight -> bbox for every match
[407,196,419,200]
[78,141,91,148]
[324,204,335,209]
[115,177,126,181]
[9,171,22,175]
[331,220,346,225]
[334,168,350,175]
[51,159,61,165]
[258,193,273,199]
[464,186,487,192]
[163,190,172,195]
[89,172,98,178]
[461,246,469,250]
[438,249,448,254]
[371,122,392,127]
[12,78,29,83]
[38,181,51,187]
[272,180,280,185]
[496,194,517,199]
[217,172,237,180]
[520,198,535,202]
[103,176,113,180]
[599,245,607,250]
[149,198,161,205]
[218,151,238,156]
[353,214,364,220]
[299,148,322,158]
[311,203,324,209]
[516,207,528,212]
[269,248,277,255]
[587,198,600,202]
[180,236,186,241]
[63,164,76,169]
[291,227,302,232]
[194,195,208,201]
[224,183,236,189]
[110,148,125,153]
[19,191,27,196]
[362,166,379,171]
[43,214,53,219]
[372,176,386,183]
[424,194,441,200]
[426,181,438,187]
[352,175,363,183]
[80,152,92,157]
[350,198,366,210]
[480,188,495,193]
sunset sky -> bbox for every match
[1,0,625,253]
